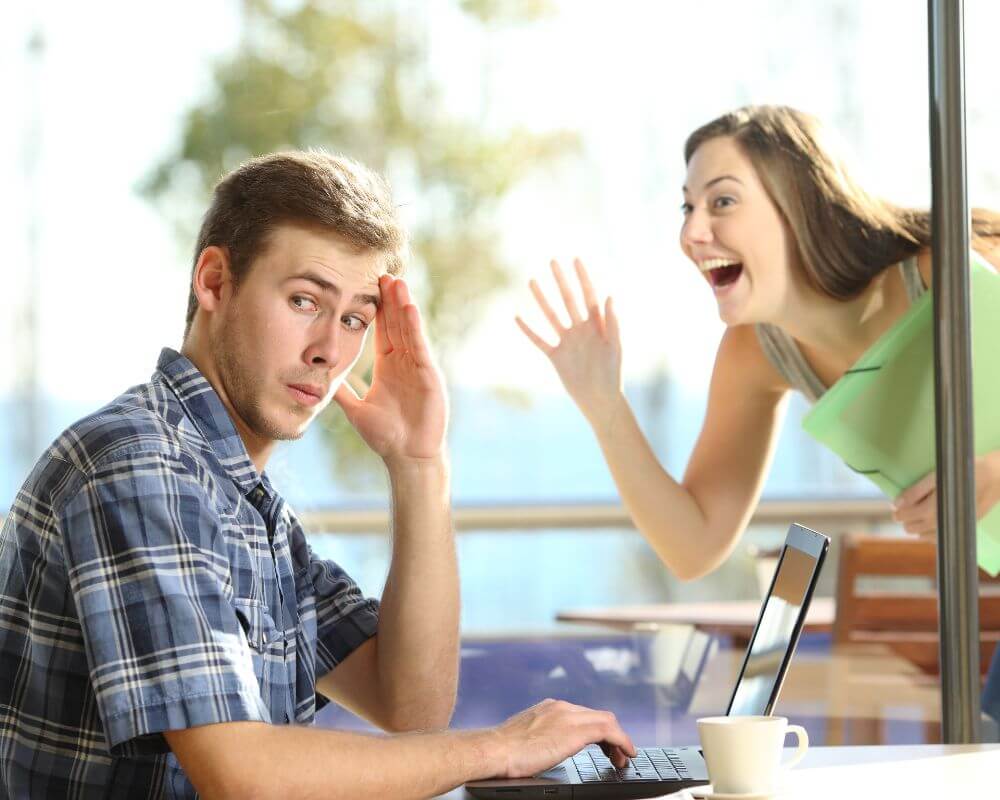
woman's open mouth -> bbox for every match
[701,258,744,290]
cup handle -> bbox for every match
[780,724,809,771]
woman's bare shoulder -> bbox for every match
[714,324,792,396]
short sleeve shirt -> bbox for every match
[0,348,380,798]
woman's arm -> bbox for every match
[518,261,790,579]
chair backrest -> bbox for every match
[833,533,1000,676]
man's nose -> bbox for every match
[304,320,341,368]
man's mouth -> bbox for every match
[700,258,744,289]
[287,383,324,407]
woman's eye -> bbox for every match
[713,195,736,209]
[680,202,693,215]
[291,296,318,312]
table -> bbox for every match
[556,597,835,637]
[432,744,1000,798]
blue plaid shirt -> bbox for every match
[0,348,380,798]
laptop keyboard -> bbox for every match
[571,746,691,783]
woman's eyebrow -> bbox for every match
[682,174,744,194]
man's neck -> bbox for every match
[180,339,274,475]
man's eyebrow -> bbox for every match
[286,272,381,309]
[356,292,381,310]
[682,174,744,194]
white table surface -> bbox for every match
[432,744,1000,799]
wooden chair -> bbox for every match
[826,534,1000,744]
[833,533,1000,677]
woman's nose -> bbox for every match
[681,206,713,246]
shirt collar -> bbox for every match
[155,347,267,497]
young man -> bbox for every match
[0,151,634,799]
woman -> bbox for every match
[517,105,1000,582]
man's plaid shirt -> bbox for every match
[0,348,380,798]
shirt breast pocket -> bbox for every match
[232,597,281,654]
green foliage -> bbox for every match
[459,0,556,24]
[141,0,579,490]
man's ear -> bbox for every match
[191,246,233,314]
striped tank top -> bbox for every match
[754,257,926,403]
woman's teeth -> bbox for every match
[700,259,744,288]
[700,258,739,271]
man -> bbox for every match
[0,151,634,798]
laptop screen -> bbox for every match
[726,524,828,717]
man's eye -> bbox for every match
[343,316,369,332]
[291,296,318,312]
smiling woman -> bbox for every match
[518,104,1000,578]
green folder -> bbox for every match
[802,252,1000,576]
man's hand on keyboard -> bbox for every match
[488,698,637,779]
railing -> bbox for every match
[0,497,895,534]
[298,497,894,534]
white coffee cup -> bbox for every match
[696,715,809,795]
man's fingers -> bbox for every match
[379,275,404,350]
[574,258,601,320]
[395,280,417,355]
[395,277,417,316]
[551,259,583,325]
[515,316,554,354]
[400,304,432,365]
[384,278,434,365]
[333,381,362,413]
[581,710,635,759]
[374,299,392,356]
[529,280,566,334]
[600,743,631,769]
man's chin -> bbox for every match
[274,414,313,441]
[247,409,312,443]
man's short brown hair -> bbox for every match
[185,150,407,334]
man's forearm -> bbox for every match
[378,454,459,729]
[171,720,499,800]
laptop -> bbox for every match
[465,523,829,799]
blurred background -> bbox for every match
[4,0,1000,744]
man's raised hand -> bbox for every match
[334,275,448,468]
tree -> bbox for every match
[141,0,578,489]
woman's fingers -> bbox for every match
[530,279,567,333]
[896,486,937,535]
[515,315,555,355]
[895,488,936,523]
[604,296,620,344]
[904,516,937,536]
[895,471,936,511]
[551,260,583,325]
[574,258,602,320]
